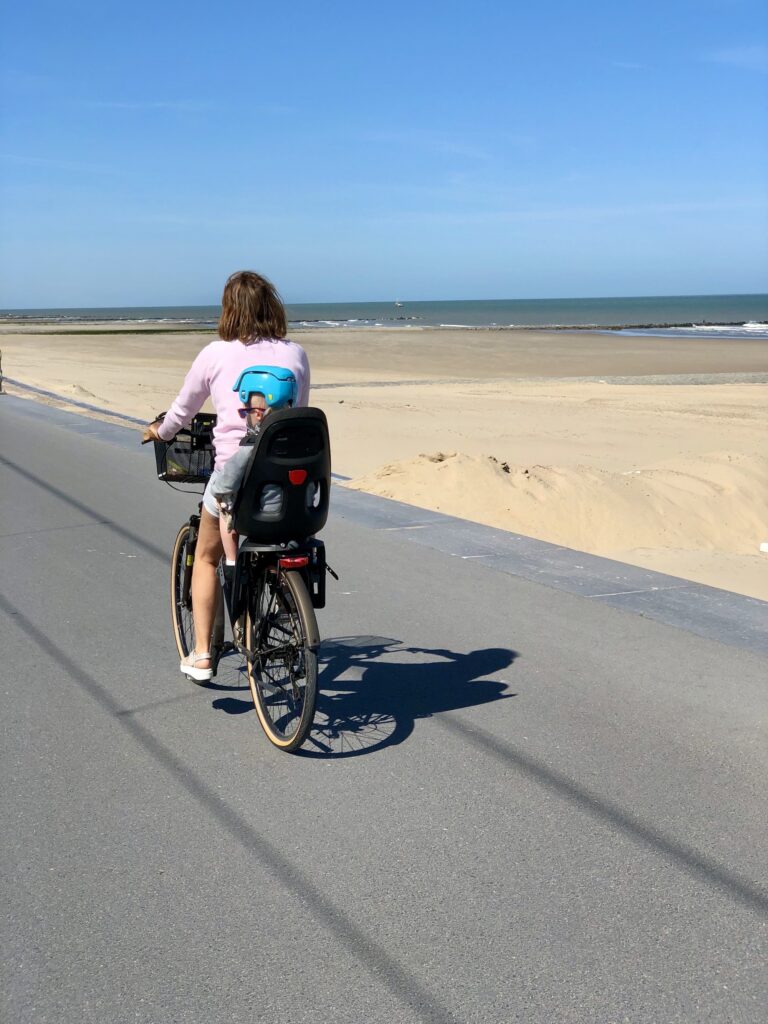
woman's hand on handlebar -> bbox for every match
[142,420,163,444]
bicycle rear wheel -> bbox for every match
[245,568,318,751]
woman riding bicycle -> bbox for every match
[143,270,310,681]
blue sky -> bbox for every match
[1,0,766,306]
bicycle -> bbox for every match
[150,408,333,752]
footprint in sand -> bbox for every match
[61,383,97,398]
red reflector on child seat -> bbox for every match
[279,556,309,569]
[288,469,308,485]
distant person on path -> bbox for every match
[143,271,310,682]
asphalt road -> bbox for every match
[1,395,766,1024]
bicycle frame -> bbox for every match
[180,503,320,677]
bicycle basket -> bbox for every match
[154,413,216,483]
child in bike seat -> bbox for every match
[212,365,317,565]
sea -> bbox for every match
[2,294,767,340]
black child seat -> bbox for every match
[232,407,331,544]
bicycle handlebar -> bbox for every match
[142,411,216,446]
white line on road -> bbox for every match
[588,585,690,599]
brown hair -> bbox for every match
[218,270,287,342]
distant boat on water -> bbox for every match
[394,300,403,307]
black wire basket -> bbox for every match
[154,413,216,483]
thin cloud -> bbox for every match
[363,130,493,162]
[84,100,215,112]
[257,103,298,116]
[131,213,245,228]
[0,153,113,173]
[704,45,768,72]
[81,99,294,115]
[362,197,766,228]
[1,69,54,91]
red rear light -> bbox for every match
[288,469,308,485]
[279,555,309,569]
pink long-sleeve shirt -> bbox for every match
[157,337,310,467]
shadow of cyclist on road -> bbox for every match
[295,635,518,758]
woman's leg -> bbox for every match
[219,514,239,562]
[190,507,224,669]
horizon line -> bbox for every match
[2,291,767,313]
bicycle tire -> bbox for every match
[245,568,318,751]
[170,521,225,670]
[170,522,195,660]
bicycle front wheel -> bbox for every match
[245,569,318,751]
[170,522,195,660]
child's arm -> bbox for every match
[211,445,252,499]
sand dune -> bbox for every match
[347,449,768,598]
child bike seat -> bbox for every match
[232,407,331,543]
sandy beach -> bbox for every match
[2,324,767,600]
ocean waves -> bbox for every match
[1,297,766,338]
[613,321,768,340]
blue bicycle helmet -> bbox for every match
[232,365,297,408]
